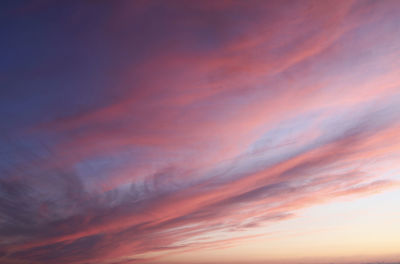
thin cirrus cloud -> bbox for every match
[0,1,400,264]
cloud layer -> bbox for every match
[1,1,400,263]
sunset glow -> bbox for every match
[1,1,400,264]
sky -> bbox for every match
[1,1,400,264]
